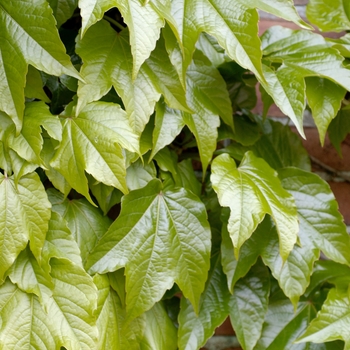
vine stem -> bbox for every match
[103,15,125,31]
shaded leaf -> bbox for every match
[297,287,350,348]
[87,179,211,320]
[126,158,157,191]
[24,66,50,102]
[229,261,270,350]
[328,107,350,155]
[178,253,231,350]
[306,77,346,144]
[48,0,78,27]
[49,188,112,266]
[211,152,298,260]
[252,118,311,171]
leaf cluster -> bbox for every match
[1,0,350,349]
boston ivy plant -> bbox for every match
[1,0,350,349]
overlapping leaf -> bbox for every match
[49,188,112,266]
[48,0,78,27]
[297,287,350,348]
[87,179,211,321]
[178,253,231,350]
[229,261,270,350]
[211,152,298,260]
[51,101,139,202]
[0,172,51,281]
[307,0,350,32]
[76,22,187,133]
[0,0,79,130]
[261,26,350,135]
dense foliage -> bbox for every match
[1,0,350,349]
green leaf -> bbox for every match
[0,259,98,350]
[171,0,263,80]
[42,211,83,268]
[229,261,270,350]
[11,102,61,166]
[0,279,57,349]
[211,152,298,260]
[77,22,187,133]
[87,179,211,320]
[252,118,311,171]
[95,273,177,350]
[178,253,231,350]
[0,172,51,281]
[51,101,138,202]
[49,189,112,267]
[48,0,78,27]
[297,287,350,348]
[24,66,50,102]
[183,50,232,172]
[279,168,350,266]
[8,247,53,305]
[306,77,346,144]
[151,99,184,158]
[328,107,350,155]
[254,293,318,350]
[88,176,122,215]
[306,0,350,32]
[45,258,98,349]
[0,0,79,130]
[261,27,350,135]
[126,158,157,191]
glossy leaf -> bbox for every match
[211,152,298,260]
[262,27,350,135]
[279,168,350,266]
[229,261,270,350]
[0,0,79,129]
[178,253,231,350]
[0,172,51,281]
[87,179,211,320]
[305,77,346,143]
[307,0,350,32]
[297,287,350,348]
[51,101,138,202]
[77,23,187,133]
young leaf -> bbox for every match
[87,179,211,321]
[178,253,231,350]
[211,152,298,260]
[0,0,79,130]
[229,260,270,350]
[51,101,138,202]
[328,107,350,155]
[0,172,51,281]
[126,158,157,191]
[297,287,350,348]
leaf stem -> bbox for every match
[103,16,125,31]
